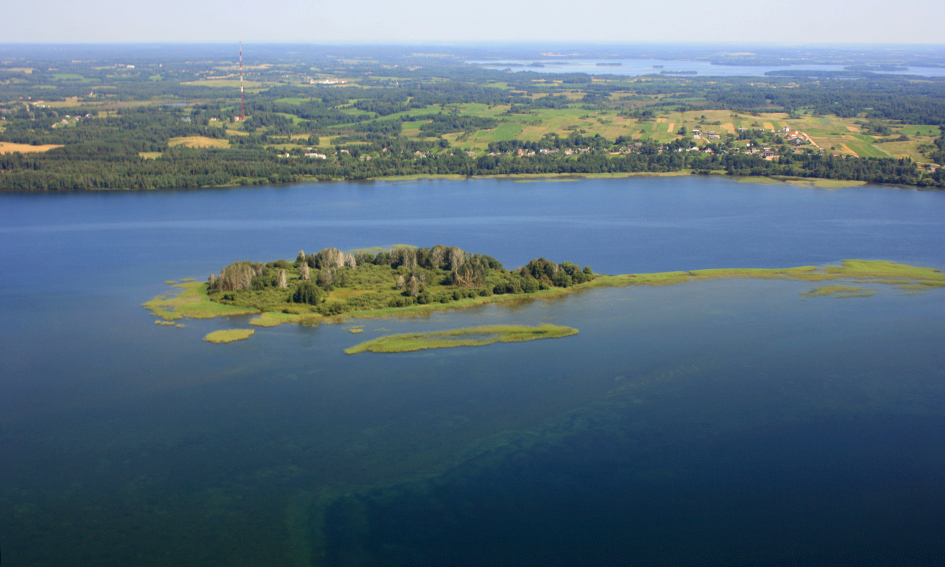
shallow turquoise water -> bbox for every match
[1,176,944,566]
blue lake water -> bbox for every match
[1,176,944,566]
[468,58,945,78]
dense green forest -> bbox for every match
[2,45,944,189]
[207,245,594,317]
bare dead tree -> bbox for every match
[431,244,447,268]
[277,269,287,288]
[448,247,466,271]
[299,263,310,281]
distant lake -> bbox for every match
[1,176,944,566]
[468,58,945,77]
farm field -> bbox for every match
[0,142,62,153]
[168,136,230,148]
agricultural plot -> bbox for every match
[168,136,229,149]
[0,142,62,154]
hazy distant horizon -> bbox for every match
[3,0,942,45]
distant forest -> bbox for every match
[1,45,944,189]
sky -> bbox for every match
[5,0,943,44]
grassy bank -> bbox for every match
[143,281,260,321]
[344,324,578,354]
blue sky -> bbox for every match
[6,0,943,44]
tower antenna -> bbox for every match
[239,41,245,122]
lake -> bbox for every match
[467,58,945,78]
[1,176,944,566]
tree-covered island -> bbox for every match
[145,245,945,341]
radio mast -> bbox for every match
[239,42,245,121]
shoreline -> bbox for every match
[3,170,929,193]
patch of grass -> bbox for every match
[249,312,317,327]
[155,320,175,326]
[168,136,229,149]
[204,329,255,344]
[345,324,578,354]
[143,282,259,321]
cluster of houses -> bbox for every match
[50,114,83,128]
[485,147,595,158]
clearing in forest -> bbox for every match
[168,136,230,149]
[0,142,61,154]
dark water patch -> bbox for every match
[322,413,945,567]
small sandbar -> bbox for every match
[345,324,578,354]
[203,329,255,344]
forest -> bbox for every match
[1,45,944,189]
[206,245,595,317]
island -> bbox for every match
[144,245,945,348]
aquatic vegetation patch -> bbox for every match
[801,285,876,298]
[622,260,945,288]
[203,329,255,344]
[344,324,578,354]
